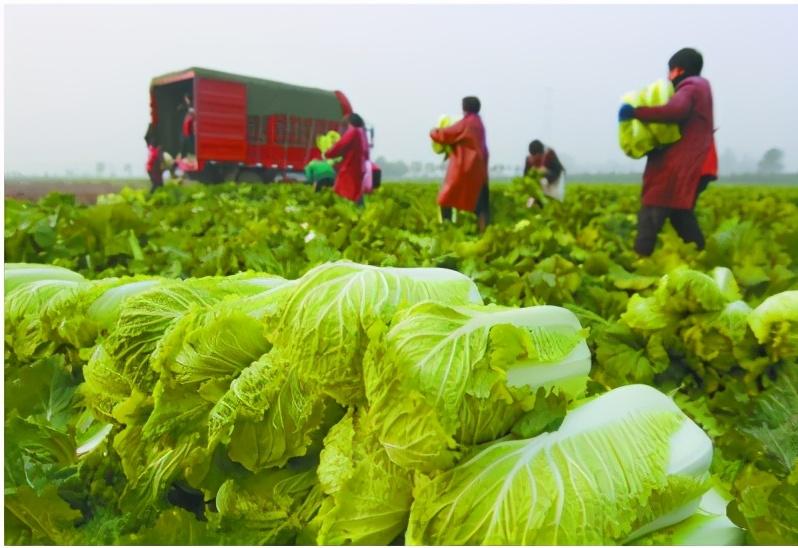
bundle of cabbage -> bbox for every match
[3,265,167,363]
[431,114,456,156]
[304,301,592,545]
[619,79,682,159]
[407,384,740,545]
[316,130,341,158]
[747,290,798,360]
[621,267,743,331]
[366,302,592,472]
[203,262,485,475]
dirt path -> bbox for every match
[4,179,149,205]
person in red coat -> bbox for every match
[619,48,716,256]
[146,135,164,193]
[180,108,195,159]
[324,113,367,205]
[430,96,490,232]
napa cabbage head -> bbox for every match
[4,263,84,295]
[365,302,591,472]
[622,267,742,332]
[431,114,456,156]
[654,267,741,314]
[619,79,681,159]
[82,277,256,412]
[44,276,166,349]
[272,261,482,405]
[207,351,344,471]
[303,409,414,546]
[747,290,798,360]
[680,299,756,379]
[407,384,713,545]
[5,277,85,361]
[214,467,319,545]
[636,486,745,545]
[150,277,293,384]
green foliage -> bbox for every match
[4,180,798,545]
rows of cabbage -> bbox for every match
[5,259,797,545]
[5,179,798,544]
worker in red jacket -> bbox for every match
[430,96,490,232]
[324,113,368,204]
[619,48,716,256]
[180,107,195,159]
[146,136,164,193]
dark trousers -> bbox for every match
[635,207,704,255]
[148,170,163,194]
[313,177,334,193]
[634,178,713,256]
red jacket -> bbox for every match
[525,148,564,182]
[325,125,366,202]
[146,144,162,173]
[701,138,718,181]
[182,111,195,137]
[635,76,714,209]
[430,113,489,211]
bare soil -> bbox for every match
[4,179,149,205]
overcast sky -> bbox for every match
[4,3,798,176]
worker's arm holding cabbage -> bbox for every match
[324,126,356,160]
[632,85,696,124]
[430,118,468,147]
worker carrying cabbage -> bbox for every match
[430,96,490,233]
[619,48,718,256]
[145,134,173,194]
[324,113,369,205]
[177,94,195,161]
[524,139,566,204]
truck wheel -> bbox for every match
[260,169,279,183]
[236,169,266,184]
[198,164,225,184]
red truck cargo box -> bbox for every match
[195,77,247,167]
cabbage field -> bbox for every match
[4,179,798,545]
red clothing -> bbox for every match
[430,113,489,211]
[146,144,162,173]
[525,148,564,181]
[146,145,163,187]
[634,76,714,209]
[325,125,366,202]
[701,138,718,180]
[182,111,195,137]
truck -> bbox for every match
[148,67,355,183]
